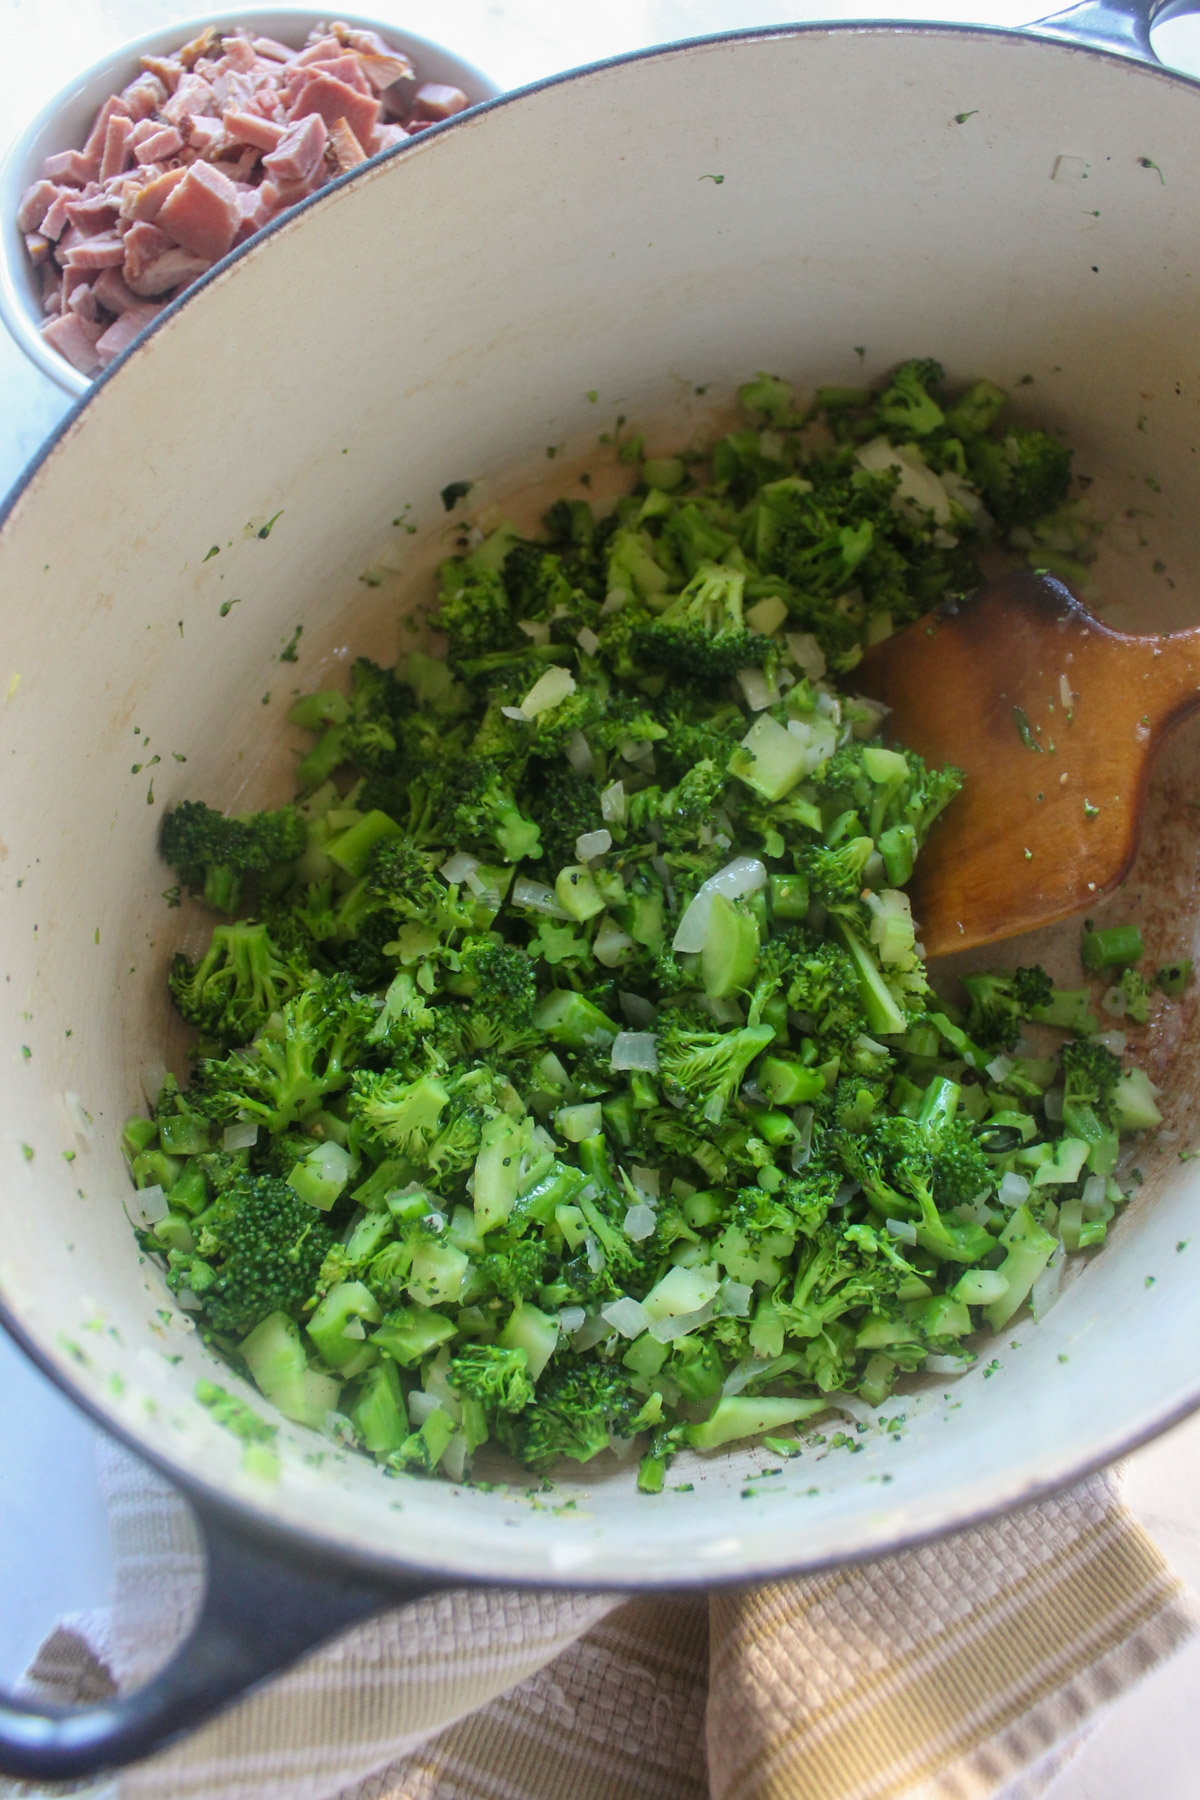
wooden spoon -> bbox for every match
[853,570,1200,957]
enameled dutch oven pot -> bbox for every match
[5,5,1200,1777]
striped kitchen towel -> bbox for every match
[6,1436,1196,1800]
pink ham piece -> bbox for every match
[262,112,327,185]
[40,311,103,375]
[250,36,294,62]
[126,244,211,297]
[222,109,286,152]
[373,122,409,153]
[328,117,368,173]
[291,35,343,66]
[39,191,73,240]
[24,231,52,267]
[329,23,414,92]
[120,72,167,120]
[297,54,373,95]
[140,54,183,94]
[81,96,129,167]
[181,115,225,155]
[91,266,140,314]
[66,282,100,321]
[132,124,184,164]
[99,113,135,182]
[124,165,188,222]
[412,83,470,121]
[161,71,219,125]
[41,149,96,187]
[61,234,126,271]
[155,160,240,260]
[16,180,61,233]
[288,74,379,147]
[96,302,162,366]
[221,34,259,74]
[65,193,120,234]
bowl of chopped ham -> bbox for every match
[0,10,498,393]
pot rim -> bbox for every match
[4,16,1200,1589]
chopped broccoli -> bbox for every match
[168,920,310,1043]
[166,1172,334,1337]
[161,801,306,914]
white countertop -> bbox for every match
[3,4,1200,1795]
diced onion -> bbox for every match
[885,1216,917,1245]
[1030,1244,1065,1320]
[1102,985,1128,1017]
[602,1295,651,1335]
[925,1353,974,1376]
[513,876,569,918]
[1059,673,1073,708]
[672,855,768,953]
[619,990,657,1028]
[517,618,550,645]
[611,1031,659,1072]
[520,666,576,718]
[831,1181,860,1209]
[223,1121,259,1152]
[407,1390,440,1425]
[622,1204,657,1242]
[718,1280,753,1318]
[134,1183,169,1225]
[648,1299,717,1343]
[440,850,480,886]
[1098,1030,1128,1054]
[786,632,826,679]
[594,914,633,968]
[566,729,595,775]
[62,1091,95,1142]
[602,587,628,614]
[501,705,526,720]
[608,1430,640,1462]
[1044,1087,1064,1122]
[577,626,601,655]
[722,1356,761,1396]
[175,1287,203,1312]
[985,1054,1014,1082]
[140,1062,168,1107]
[343,1317,366,1340]
[442,1433,468,1482]
[585,1232,606,1273]
[572,1311,614,1351]
[620,738,657,771]
[826,1391,875,1426]
[998,1171,1031,1207]
[630,1165,660,1198]
[1081,1173,1107,1212]
[558,1306,587,1333]
[736,667,778,711]
[601,780,627,824]
[576,829,613,861]
[791,1107,815,1171]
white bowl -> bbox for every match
[0,7,499,395]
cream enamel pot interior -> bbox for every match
[5,10,1200,1777]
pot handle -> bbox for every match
[1027,0,1168,63]
[0,1492,437,1782]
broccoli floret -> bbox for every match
[166,1172,334,1337]
[966,428,1072,531]
[449,1343,537,1414]
[657,1020,776,1125]
[477,1238,548,1302]
[531,763,603,868]
[499,1361,646,1469]
[959,964,1055,1050]
[434,562,518,665]
[442,758,542,864]
[161,801,306,914]
[192,974,374,1134]
[635,563,773,678]
[795,837,876,909]
[168,919,311,1044]
[874,359,946,439]
[1060,1039,1123,1173]
[747,929,863,1044]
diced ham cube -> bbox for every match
[133,124,184,164]
[156,161,240,261]
[53,224,86,262]
[234,184,275,242]
[221,34,259,74]
[251,36,294,62]
[222,109,286,152]
[64,193,120,234]
[412,83,470,121]
[41,149,96,187]
[329,23,414,92]
[100,113,135,182]
[124,165,188,221]
[40,311,103,375]
[181,115,225,155]
[82,96,130,166]
[300,55,373,96]
[209,150,259,184]
[372,122,409,153]
[91,266,140,314]
[120,72,166,120]
[17,180,61,233]
[161,71,219,125]
[288,74,379,146]
[122,220,171,279]
[329,117,368,173]
[96,302,162,365]
[66,281,99,321]
[126,245,212,297]
[262,113,327,184]
[179,25,218,69]
[24,231,52,267]
[62,234,127,270]
[40,191,72,240]
[42,281,62,317]
[292,35,343,66]
[140,53,184,93]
